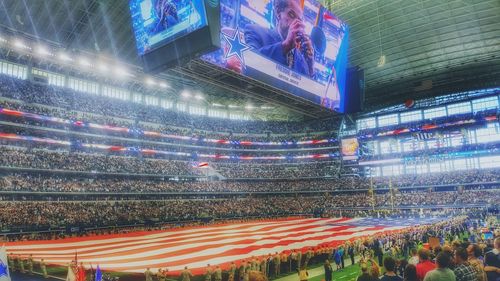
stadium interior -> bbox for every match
[0,1,499,281]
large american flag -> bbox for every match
[5,217,444,274]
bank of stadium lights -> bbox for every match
[212,103,224,107]
[34,45,52,57]
[181,90,191,99]
[97,62,109,72]
[245,104,255,110]
[57,51,72,62]
[12,39,30,50]
[194,94,204,100]
[112,66,133,79]
[145,77,157,86]
[159,82,169,89]
[78,57,92,68]
[228,104,240,108]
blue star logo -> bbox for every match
[223,28,251,66]
[0,260,9,277]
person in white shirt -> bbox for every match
[408,248,420,266]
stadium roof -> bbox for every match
[0,0,499,118]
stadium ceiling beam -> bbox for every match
[62,0,100,48]
[173,62,323,119]
[186,59,337,118]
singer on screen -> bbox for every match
[244,0,315,78]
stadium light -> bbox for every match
[181,90,191,99]
[97,62,108,72]
[35,45,51,57]
[78,57,91,67]
[261,106,274,110]
[245,104,255,110]
[12,39,29,50]
[159,82,169,88]
[145,77,156,86]
[212,103,224,107]
[113,66,132,79]
[228,104,240,108]
[195,94,204,100]
[58,51,72,62]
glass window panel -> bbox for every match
[357,117,376,130]
[399,110,422,124]
[377,114,399,127]
[177,103,187,112]
[423,107,447,119]
[472,96,498,112]
[475,123,500,144]
[132,93,142,103]
[415,163,428,174]
[160,99,173,109]
[402,140,414,153]
[479,155,500,169]
[453,159,468,170]
[447,102,471,115]
[189,106,205,115]
[145,95,158,106]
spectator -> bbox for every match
[416,249,436,281]
[404,264,418,281]
[380,257,403,281]
[357,264,377,281]
[423,252,456,281]
[483,238,500,281]
[409,249,420,266]
[467,244,487,281]
[453,247,478,281]
[324,260,333,281]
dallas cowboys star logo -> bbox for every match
[223,27,251,66]
[0,260,9,277]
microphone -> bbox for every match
[296,32,308,57]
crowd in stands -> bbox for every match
[0,175,341,193]
[0,173,499,205]
[0,146,194,175]
[0,75,339,136]
[0,190,498,232]
[0,99,337,146]
[3,143,500,182]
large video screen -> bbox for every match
[130,0,209,55]
[341,138,359,160]
[202,0,349,112]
